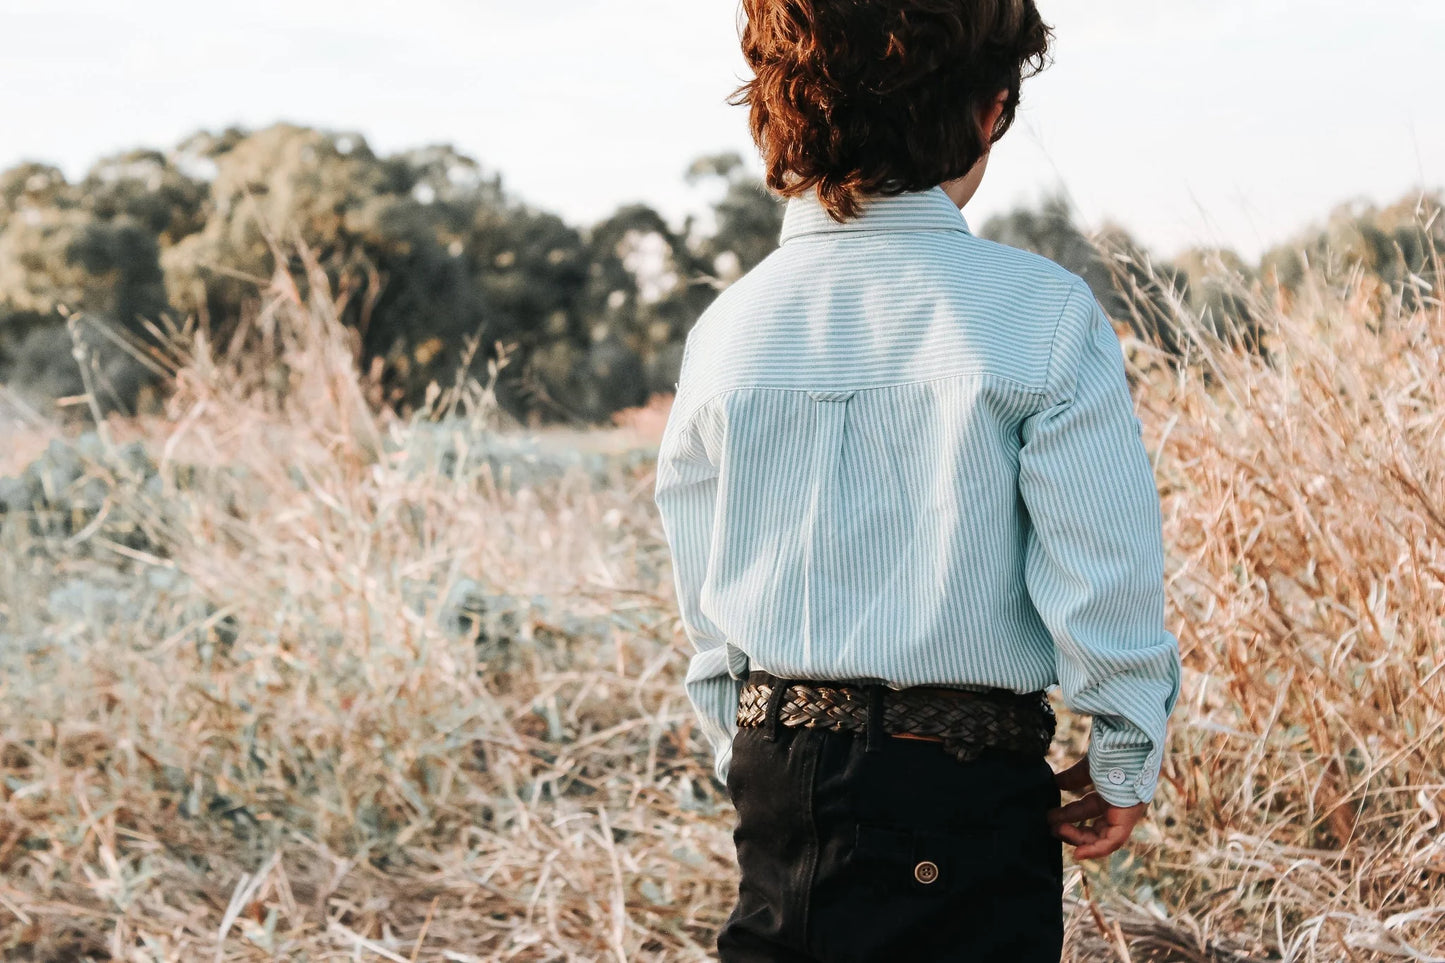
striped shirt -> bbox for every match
[652,184,1181,807]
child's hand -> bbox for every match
[1046,758,1148,860]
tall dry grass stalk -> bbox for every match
[0,219,1441,961]
[1121,241,1445,960]
[1,238,735,962]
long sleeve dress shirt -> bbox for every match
[652,184,1182,807]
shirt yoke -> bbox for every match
[673,231,1092,428]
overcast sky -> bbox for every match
[2,0,1441,261]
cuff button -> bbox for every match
[914,860,939,885]
[1106,768,1126,785]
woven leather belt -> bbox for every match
[737,672,1056,763]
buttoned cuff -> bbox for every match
[1088,742,1162,807]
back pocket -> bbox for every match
[853,822,1000,897]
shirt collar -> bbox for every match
[778,184,972,245]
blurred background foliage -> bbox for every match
[1,121,1439,425]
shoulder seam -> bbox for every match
[659,390,715,466]
[1042,278,1089,407]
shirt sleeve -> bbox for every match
[1017,279,1183,807]
[653,392,744,786]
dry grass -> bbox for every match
[1122,248,1445,961]
[0,224,1441,961]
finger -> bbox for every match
[1046,794,1108,828]
[1072,820,1135,860]
[1051,822,1101,847]
[1071,840,1115,860]
[1047,792,1106,821]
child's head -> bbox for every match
[729,0,1053,222]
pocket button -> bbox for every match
[913,860,940,885]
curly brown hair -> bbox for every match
[728,0,1053,222]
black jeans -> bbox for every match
[717,691,1064,962]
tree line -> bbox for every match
[1,122,1438,425]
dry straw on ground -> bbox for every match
[0,219,1441,961]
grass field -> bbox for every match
[0,235,1442,961]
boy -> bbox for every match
[652,2,1183,960]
